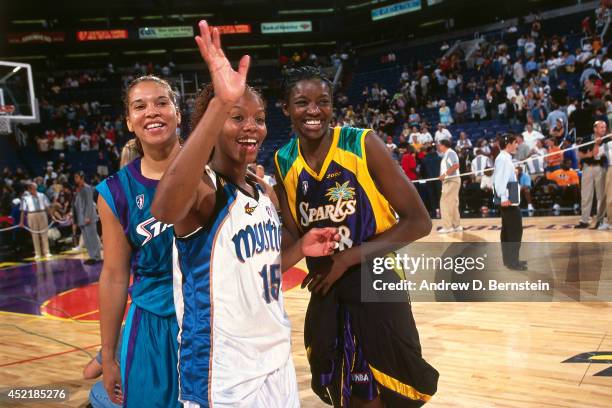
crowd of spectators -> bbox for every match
[329,9,611,220]
[2,7,612,257]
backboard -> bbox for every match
[0,61,38,123]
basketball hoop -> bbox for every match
[0,105,15,135]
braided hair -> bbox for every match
[280,66,333,103]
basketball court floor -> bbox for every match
[1,215,611,407]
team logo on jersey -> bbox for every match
[563,352,612,376]
[136,194,145,210]
[298,181,357,227]
[232,219,281,263]
[244,202,257,215]
[302,180,308,195]
[136,217,172,246]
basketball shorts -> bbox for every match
[182,356,299,408]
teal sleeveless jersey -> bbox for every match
[96,158,175,317]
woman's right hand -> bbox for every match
[195,20,250,105]
[102,359,123,405]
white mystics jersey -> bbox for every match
[173,168,292,407]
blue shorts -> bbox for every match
[120,304,180,408]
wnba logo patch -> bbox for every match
[136,194,145,210]
[351,372,370,383]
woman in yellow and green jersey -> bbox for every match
[274,66,439,408]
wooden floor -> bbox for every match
[1,216,611,407]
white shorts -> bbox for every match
[182,357,299,408]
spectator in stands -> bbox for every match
[515,134,531,162]
[53,132,65,151]
[437,139,462,233]
[454,97,468,123]
[438,100,453,126]
[471,148,492,182]
[73,171,101,264]
[576,120,607,229]
[419,123,434,145]
[19,182,52,260]
[80,131,91,151]
[435,123,452,143]
[549,118,566,144]
[546,159,580,211]
[471,94,486,123]
[400,143,418,181]
[456,131,472,152]
[516,166,535,212]
[545,138,563,171]
[522,122,545,149]
[255,164,276,187]
[408,107,420,127]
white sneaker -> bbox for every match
[528,204,534,211]
[552,203,561,211]
[438,227,454,234]
[45,253,53,258]
[598,223,610,231]
[573,204,580,211]
[454,226,464,232]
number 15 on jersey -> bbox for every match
[260,264,281,303]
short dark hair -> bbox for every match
[438,139,452,148]
[499,133,517,149]
[281,66,333,102]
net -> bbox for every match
[0,105,15,135]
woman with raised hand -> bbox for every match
[152,21,338,407]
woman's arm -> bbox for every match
[97,196,131,404]
[310,131,432,294]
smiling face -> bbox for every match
[283,79,333,142]
[125,80,180,152]
[216,90,267,165]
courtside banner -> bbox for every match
[138,26,194,39]
[371,0,422,21]
[358,242,612,302]
[261,21,312,34]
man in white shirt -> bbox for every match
[418,125,433,145]
[434,123,453,144]
[19,182,52,259]
[493,134,526,270]
[598,134,612,230]
[437,140,462,233]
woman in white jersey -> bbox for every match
[151,21,339,407]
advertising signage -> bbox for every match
[261,21,312,34]
[214,24,252,34]
[77,30,129,41]
[138,26,194,39]
[371,0,422,21]
[8,32,65,44]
